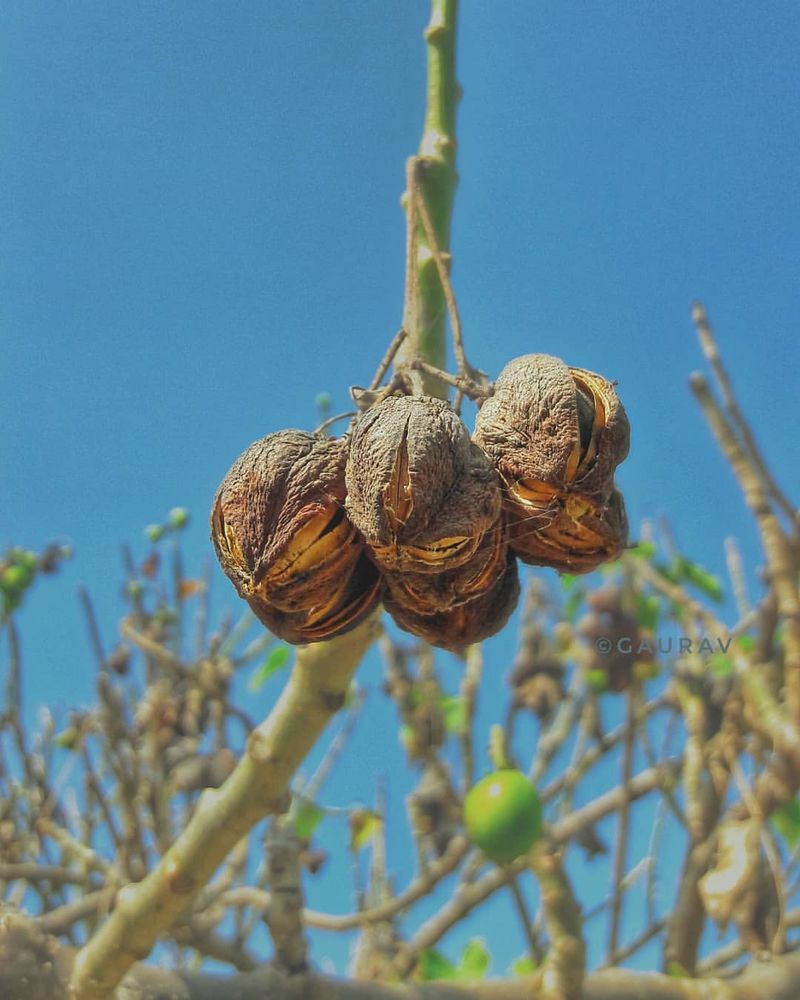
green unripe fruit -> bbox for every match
[145,524,164,543]
[463,769,543,864]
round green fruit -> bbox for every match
[463,769,543,864]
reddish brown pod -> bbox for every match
[385,550,520,653]
[211,431,381,644]
[474,354,630,574]
[345,394,503,578]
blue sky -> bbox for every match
[2,0,799,978]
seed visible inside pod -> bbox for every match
[346,394,503,577]
[211,430,381,644]
[474,354,630,574]
[384,551,520,654]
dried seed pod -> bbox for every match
[211,431,381,644]
[474,354,630,573]
[385,552,520,653]
[382,518,507,615]
[346,395,502,576]
[512,486,629,574]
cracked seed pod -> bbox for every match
[382,518,507,616]
[474,354,630,573]
[385,552,520,653]
[345,395,503,577]
[211,431,381,644]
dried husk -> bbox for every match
[211,431,381,644]
[382,519,507,615]
[385,552,520,653]
[346,395,502,576]
[474,354,630,573]
[511,486,629,573]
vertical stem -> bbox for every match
[398,0,460,398]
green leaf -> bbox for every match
[510,955,538,977]
[249,644,292,691]
[457,938,490,980]
[418,949,457,981]
[636,593,660,630]
[629,541,657,560]
[671,556,724,603]
[772,798,800,848]
[294,799,324,840]
[667,961,689,978]
[709,653,733,678]
[440,695,465,733]
[350,810,382,851]
[563,587,586,624]
[399,723,414,749]
[560,573,577,592]
[735,635,755,653]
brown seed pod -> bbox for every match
[211,431,381,644]
[474,354,630,573]
[511,486,629,573]
[382,518,507,615]
[346,395,503,576]
[384,552,520,653]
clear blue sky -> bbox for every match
[2,0,798,978]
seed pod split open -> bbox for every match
[385,551,520,653]
[474,354,630,573]
[346,395,503,577]
[211,431,381,644]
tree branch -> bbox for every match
[69,614,380,999]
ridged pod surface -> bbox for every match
[345,395,503,576]
[384,550,520,653]
[474,354,630,573]
[211,431,381,644]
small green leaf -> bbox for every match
[510,955,538,977]
[350,809,382,851]
[53,727,80,750]
[399,722,413,746]
[294,799,324,840]
[709,653,733,678]
[585,668,609,694]
[440,695,464,733]
[560,573,577,592]
[671,556,724,603]
[629,541,657,560]
[249,644,291,691]
[735,635,755,653]
[636,594,660,630]
[457,938,490,980]
[772,798,800,848]
[563,587,586,624]
[418,949,457,981]
[667,961,689,978]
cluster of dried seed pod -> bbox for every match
[211,353,629,651]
